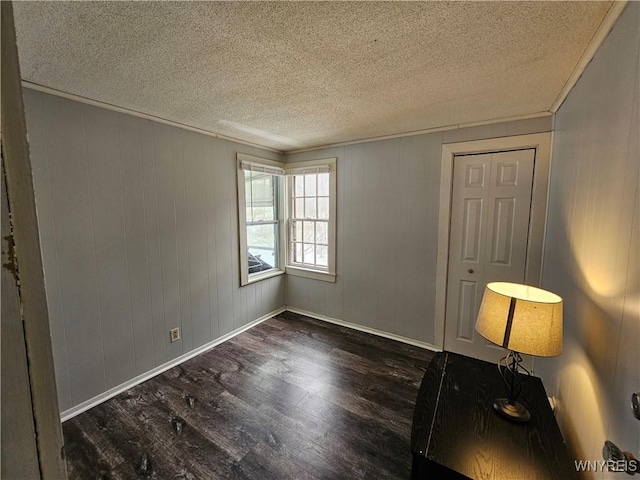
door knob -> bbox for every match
[468,269,474,274]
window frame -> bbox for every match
[236,153,286,286]
[285,157,337,283]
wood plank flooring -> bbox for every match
[63,312,434,479]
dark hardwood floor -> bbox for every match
[63,312,435,479]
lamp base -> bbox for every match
[493,398,531,423]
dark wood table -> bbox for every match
[411,351,576,479]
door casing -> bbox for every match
[434,133,553,362]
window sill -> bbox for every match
[245,269,285,286]
[286,266,336,283]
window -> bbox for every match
[285,158,336,282]
[237,154,336,285]
[237,154,285,285]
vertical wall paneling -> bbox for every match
[83,104,136,389]
[212,137,234,337]
[25,90,285,412]
[139,118,167,367]
[118,113,155,375]
[325,146,346,320]
[42,94,107,405]
[27,91,548,412]
[537,2,639,469]
[362,141,383,329]
[203,135,220,342]
[348,143,365,327]
[184,131,211,349]
[171,127,192,354]
[394,138,411,337]
[285,121,546,345]
[154,124,182,361]
[377,139,400,333]
[285,130,451,345]
[402,134,440,343]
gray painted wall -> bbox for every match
[285,115,552,345]
[24,89,285,412]
[24,90,553,411]
[537,2,639,473]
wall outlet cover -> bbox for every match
[170,328,180,343]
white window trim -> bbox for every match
[285,157,337,283]
[237,153,286,286]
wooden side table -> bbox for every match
[411,352,576,479]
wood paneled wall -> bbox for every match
[24,90,285,412]
[287,136,442,344]
[23,90,552,412]
[537,2,640,471]
[285,116,553,346]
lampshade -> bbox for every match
[475,282,563,357]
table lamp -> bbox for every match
[475,282,563,422]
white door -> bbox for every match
[444,149,535,363]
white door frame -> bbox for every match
[433,132,553,350]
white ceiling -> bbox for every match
[14,1,613,152]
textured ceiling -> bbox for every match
[14,1,613,152]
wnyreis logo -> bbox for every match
[574,459,638,473]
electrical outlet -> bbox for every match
[170,328,180,343]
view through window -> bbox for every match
[289,172,330,268]
[244,169,279,274]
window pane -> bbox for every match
[304,174,316,197]
[318,173,329,196]
[283,161,334,274]
[303,243,315,264]
[244,171,253,217]
[251,174,275,221]
[253,204,274,222]
[305,198,317,218]
[315,221,328,244]
[317,245,328,267]
[292,220,303,242]
[303,221,314,243]
[247,223,277,274]
[317,197,329,220]
[294,176,304,197]
[295,198,304,219]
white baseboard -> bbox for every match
[60,307,286,422]
[285,307,441,353]
[61,305,439,421]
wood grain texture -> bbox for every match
[412,352,576,480]
[63,312,434,479]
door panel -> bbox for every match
[444,149,535,363]
[456,280,479,341]
[491,198,515,265]
[462,198,483,262]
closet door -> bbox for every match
[444,149,535,363]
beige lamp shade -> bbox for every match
[475,282,563,357]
